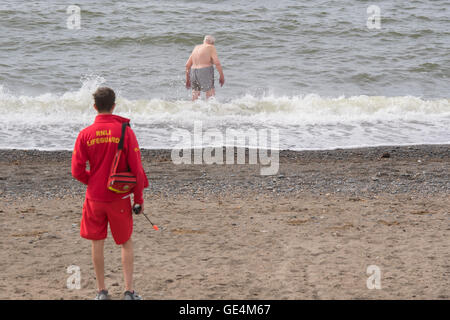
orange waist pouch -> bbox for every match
[107,123,137,193]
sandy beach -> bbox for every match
[0,145,449,300]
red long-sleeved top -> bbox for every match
[71,114,148,204]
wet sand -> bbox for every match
[0,145,449,299]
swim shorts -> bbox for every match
[80,196,133,245]
[190,65,214,92]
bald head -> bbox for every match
[204,35,215,45]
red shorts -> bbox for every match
[80,197,133,245]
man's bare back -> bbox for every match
[190,43,219,69]
[186,35,225,100]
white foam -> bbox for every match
[0,80,449,150]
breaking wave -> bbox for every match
[0,78,449,150]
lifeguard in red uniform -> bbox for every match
[72,87,148,300]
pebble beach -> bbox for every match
[0,145,449,299]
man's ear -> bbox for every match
[111,103,116,113]
[93,104,98,112]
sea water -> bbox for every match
[0,0,449,150]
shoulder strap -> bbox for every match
[118,122,130,150]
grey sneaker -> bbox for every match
[124,290,142,300]
[94,290,111,300]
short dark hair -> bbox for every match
[93,87,116,112]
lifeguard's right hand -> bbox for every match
[186,79,191,89]
[133,203,144,215]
